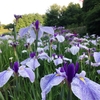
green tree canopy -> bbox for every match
[60,2,82,28]
[44,4,61,26]
[82,0,100,12]
[16,13,44,32]
[85,4,100,35]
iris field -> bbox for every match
[0,17,100,100]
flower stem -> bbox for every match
[14,23,17,41]
[67,84,72,100]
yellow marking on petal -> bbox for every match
[80,77,85,83]
[56,74,60,76]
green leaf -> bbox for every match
[0,91,5,100]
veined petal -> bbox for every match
[40,73,64,100]
[93,52,100,63]
[71,71,100,100]
[38,29,43,40]
[26,58,40,70]
[18,27,29,38]
[0,68,13,87]
[53,58,63,66]
[18,66,35,83]
[70,45,79,55]
[40,26,54,36]
[20,58,31,65]
[38,52,50,61]
[56,35,65,43]
[26,37,35,45]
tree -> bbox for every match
[85,4,100,35]
[60,2,82,28]
[44,4,61,26]
[82,0,100,12]
[15,13,44,32]
[4,23,14,30]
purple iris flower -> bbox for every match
[60,62,79,84]
[10,42,19,48]
[41,63,100,100]
[21,51,50,70]
[40,62,79,100]
[14,14,22,22]
[0,61,35,87]
[18,21,54,41]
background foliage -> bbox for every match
[0,0,100,36]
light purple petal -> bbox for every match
[40,73,64,100]
[93,52,100,63]
[0,68,13,87]
[97,70,100,74]
[70,45,79,55]
[29,26,36,39]
[26,37,35,45]
[63,57,72,63]
[20,58,31,65]
[26,58,40,70]
[91,62,100,67]
[38,52,50,61]
[79,44,89,50]
[18,66,35,83]
[56,35,65,43]
[71,71,100,100]
[38,29,43,40]
[51,44,57,50]
[53,58,63,66]
[18,27,29,38]
[40,26,54,36]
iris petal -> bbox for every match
[71,71,100,100]
[40,73,64,100]
[0,68,13,87]
[18,66,35,83]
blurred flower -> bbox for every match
[50,33,65,43]
[70,45,80,55]
[10,41,19,48]
[21,51,50,70]
[52,54,72,66]
[93,52,100,63]
[78,53,88,60]
[18,21,54,41]
[14,14,22,22]
[22,50,27,53]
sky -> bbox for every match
[0,0,83,25]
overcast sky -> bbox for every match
[0,0,82,24]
